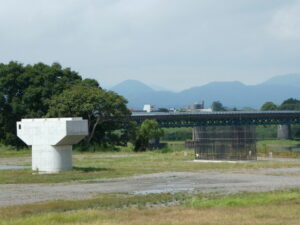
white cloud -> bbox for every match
[269,2,300,40]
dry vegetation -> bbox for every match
[1,190,300,225]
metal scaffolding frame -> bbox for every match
[186,126,257,161]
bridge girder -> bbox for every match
[126,111,300,128]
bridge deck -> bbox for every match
[127,111,300,127]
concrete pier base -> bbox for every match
[32,145,72,172]
[277,125,292,140]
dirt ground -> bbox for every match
[1,167,300,207]
[0,157,31,166]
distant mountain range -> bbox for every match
[110,74,300,110]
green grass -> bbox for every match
[0,192,188,220]
[257,140,300,158]
[1,141,300,184]
[0,148,30,158]
[257,139,300,148]
[1,190,300,225]
[162,127,193,141]
[2,149,300,184]
[188,190,300,208]
[0,151,300,184]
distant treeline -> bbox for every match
[211,98,300,112]
[162,125,300,141]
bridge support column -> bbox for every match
[277,125,292,140]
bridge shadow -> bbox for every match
[73,166,112,173]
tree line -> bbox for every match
[211,99,300,112]
[260,99,300,111]
[0,62,163,151]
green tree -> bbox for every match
[0,61,82,145]
[260,102,278,111]
[157,108,169,112]
[133,120,164,151]
[81,78,100,88]
[241,107,256,111]
[278,98,300,138]
[211,101,226,112]
[279,98,300,110]
[47,85,130,147]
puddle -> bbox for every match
[133,187,194,195]
[0,165,30,170]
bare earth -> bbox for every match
[1,167,300,207]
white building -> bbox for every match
[143,104,155,113]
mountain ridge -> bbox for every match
[110,74,300,109]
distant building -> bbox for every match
[143,104,155,113]
[200,108,212,112]
[185,101,212,112]
[129,108,145,113]
[186,101,205,111]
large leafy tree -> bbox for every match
[279,98,300,110]
[278,98,300,138]
[47,85,130,146]
[0,61,84,145]
[132,120,164,151]
[211,101,226,112]
[260,101,278,111]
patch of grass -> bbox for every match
[257,140,300,158]
[257,139,300,148]
[1,148,300,184]
[1,190,300,225]
[74,143,135,153]
[0,192,188,219]
[4,204,300,225]
[162,127,193,141]
[1,140,300,184]
[188,190,300,208]
[153,147,174,153]
[0,147,30,158]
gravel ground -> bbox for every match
[0,157,31,166]
[1,167,300,207]
[0,165,30,170]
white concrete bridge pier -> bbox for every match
[17,118,88,173]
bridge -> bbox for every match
[127,111,300,160]
[128,111,300,128]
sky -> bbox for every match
[1,0,300,91]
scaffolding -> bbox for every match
[186,126,257,161]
